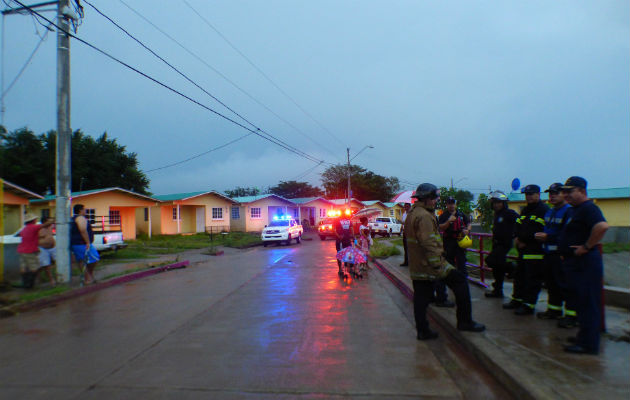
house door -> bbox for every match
[196,207,205,233]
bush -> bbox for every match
[370,241,401,258]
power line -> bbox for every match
[181,0,346,147]
[0,20,51,100]
[82,0,321,166]
[13,0,325,165]
[118,0,341,162]
[145,132,253,173]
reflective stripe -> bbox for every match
[547,304,562,311]
[546,245,558,251]
[523,303,535,309]
[516,219,523,224]
[407,238,418,244]
[511,297,522,302]
[534,217,545,225]
[523,254,544,260]
[428,257,441,264]
[564,309,577,317]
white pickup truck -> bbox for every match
[0,225,125,252]
[368,217,403,237]
[261,217,303,246]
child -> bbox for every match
[357,217,372,273]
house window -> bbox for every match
[293,208,299,218]
[319,208,326,218]
[144,208,149,221]
[231,207,240,220]
[109,210,121,225]
[172,207,181,221]
[212,207,223,220]
[85,208,96,224]
[389,209,394,217]
[251,207,261,219]
[41,208,50,220]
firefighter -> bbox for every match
[534,183,574,321]
[484,191,519,298]
[504,184,549,315]
[405,183,484,340]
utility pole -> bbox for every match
[56,0,72,282]
[346,147,351,206]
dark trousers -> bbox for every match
[485,246,511,292]
[543,253,565,309]
[514,256,544,307]
[413,270,473,334]
[444,239,467,276]
[401,232,408,264]
[565,252,602,352]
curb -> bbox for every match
[0,260,190,318]
[370,257,542,400]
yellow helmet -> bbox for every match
[458,235,472,249]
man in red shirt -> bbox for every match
[17,213,54,289]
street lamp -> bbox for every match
[347,145,374,205]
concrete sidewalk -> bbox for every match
[373,254,630,400]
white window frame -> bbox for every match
[231,207,240,220]
[212,207,223,220]
[389,209,395,217]
[319,208,326,218]
[109,210,121,225]
[85,208,96,224]
[172,207,181,221]
[251,207,261,219]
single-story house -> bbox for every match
[30,188,159,240]
[150,191,237,235]
[288,197,336,228]
[361,200,389,217]
[328,198,365,212]
[1,178,43,234]
[508,187,629,243]
[383,202,405,221]
[230,194,299,232]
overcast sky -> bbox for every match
[2,0,628,196]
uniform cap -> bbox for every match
[411,183,439,199]
[544,182,563,193]
[489,191,508,202]
[561,176,587,190]
[521,184,540,194]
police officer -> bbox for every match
[504,184,549,315]
[558,177,608,355]
[405,183,485,340]
[484,191,519,298]
[535,183,574,321]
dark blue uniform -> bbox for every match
[486,207,518,294]
[513,201,549,311]
[541,203,573,316]
[558,200,606,353]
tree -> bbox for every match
[269,180,323,198]
[437,187,474,216]
[475,193,494,232]
[224,186,262,198]
[0,126,151,195]
[320,164,401,202]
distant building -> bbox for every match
[0,178,43,234]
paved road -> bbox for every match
[0,234,509,399]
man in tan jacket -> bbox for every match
[405,183,485,340]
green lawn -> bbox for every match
[370,241,401,258]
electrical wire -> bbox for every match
[12,0,325,165]
[118,0,341,163]
[0,21,51,100]
[82,0,324,166]
[181,0,347,147]
[145,132,254,173]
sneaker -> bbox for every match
[514,305,535,315]
[434,300,455,308]
[484,290,504,298]
[502,300,521,309]
[557,316,578,329]
[537,309,562,320]
[417,329,439,340]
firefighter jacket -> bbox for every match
[404,202,454,281]
[515,201,549,257]
[491,207,519,249]
[542,203,570,254]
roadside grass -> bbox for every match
[370,241,401,258]
[15,285,70,304]
[391,238,403,247]
[602,242,630,253]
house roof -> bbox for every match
[155,190,235,203]
[30,187,158,204]
[507,187,630,202]
[361,200,386,207]
[1,178,43,199]
[382,202,401,208]
[328,198,364,206]
[289,197,335,205]
[231,194,295,205]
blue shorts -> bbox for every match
[71,245,100,264]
